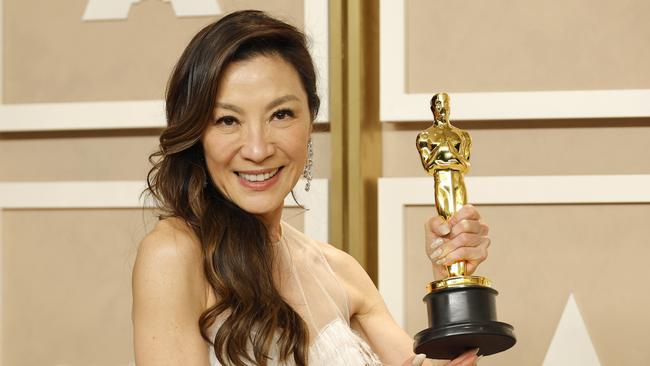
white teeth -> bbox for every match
[239,168,279,182]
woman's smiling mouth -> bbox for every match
[236,167,283,189]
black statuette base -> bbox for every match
[413,285,516,359]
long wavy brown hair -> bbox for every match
[145,10,320,366]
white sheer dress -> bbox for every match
[207,221,384,365]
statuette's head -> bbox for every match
[431,93,451,124]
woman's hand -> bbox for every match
[402,349,479,366]
[424,205,490,280]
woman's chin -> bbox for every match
[238,201,284,218]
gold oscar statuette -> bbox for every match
[413,93,516,359]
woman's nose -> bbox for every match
[239,126,275,163]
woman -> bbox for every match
[133,10,489,366]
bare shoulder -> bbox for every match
[315,241,376,315]
[139,217,201,259]
[133,217,206,311]
[316,242,364,277]
[132,217,211,364]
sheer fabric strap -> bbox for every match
[207,222,383,365]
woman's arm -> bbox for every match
[332,251,478,366]
[132,219,211,366]
[323,205,489,366]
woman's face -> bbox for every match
[202,54,311,220]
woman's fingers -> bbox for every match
[446,349,479,366]
[425,205,490,277]
[433,244,489,268]
[425,215,452,259]
[426,215,451,237]
[430,233,489,262]
[412,354,427,366]
[401,353,427,366]
[448,205,481,227]
[448,219,488,239]
[427,206,489,242]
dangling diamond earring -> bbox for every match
[302,138,313,192]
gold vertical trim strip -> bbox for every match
[346,0,381,281]
[329,0,346,250]
[346,0,363,270]
[329,0,381,281]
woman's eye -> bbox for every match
[215,116,238,126]
[272,109,294,121]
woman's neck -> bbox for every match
[257,206,283,243]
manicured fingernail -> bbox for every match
[432,237,444,249]
[440,224,450,235]
[430,248,442,259]
[436,257,446,265]
[412,353,426,366]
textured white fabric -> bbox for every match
[207,222,383,365]
[308,318,383,365]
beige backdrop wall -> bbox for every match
[1,1,329,365]
[379,0,650,365]
[406,0,650,93]
[4,0,304,103]
[3,0,650,365]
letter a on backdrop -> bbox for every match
[82,0,222,20]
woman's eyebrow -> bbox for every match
[215,102,243,114]
[265,95,300,111]
[215,95,299,114]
